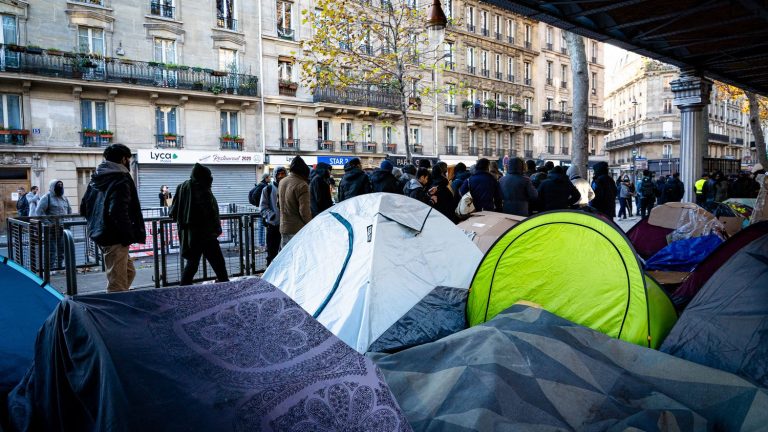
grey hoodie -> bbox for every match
[35,179,72,217]
[25,190,40,216]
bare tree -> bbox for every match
[747,91,768,168]
[566,31,589,179]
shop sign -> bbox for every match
[137,149,263,165]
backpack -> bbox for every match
[249,183,267,206]
[16,192,28,214]
[80,182,109,245]
[641,178,656,198]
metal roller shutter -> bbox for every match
[137,165,257,208]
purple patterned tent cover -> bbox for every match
[6,278,410,432]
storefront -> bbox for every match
[386,155,441,168]
[136,149,263,207]
[265,154,386,177]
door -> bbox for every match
[154,38,177,87]
[78,27,106,80]
[1,15,18,70]
[0,167,29,234]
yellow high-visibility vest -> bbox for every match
[695,178,707,194]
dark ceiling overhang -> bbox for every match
[485,0,768,96]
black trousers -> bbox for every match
[265,223,281,266]
[640,197,655,219]
[181,237,229,285]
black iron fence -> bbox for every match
[313,86,400,110]
[5,205,267,296]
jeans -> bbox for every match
[265,224,281,266]
[618,198,628,218]
[626,197,634,216]
[102,244,136,292]
[640,197,655,219]
[181,237,229,285]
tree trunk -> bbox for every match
[747,91,768,168]
[566,32,589,179]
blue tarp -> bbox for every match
[0,257,62,396]
[645,234,723,272]
[5,278,409,432]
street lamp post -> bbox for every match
[631,96,638,184]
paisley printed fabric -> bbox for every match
[7,279,411,432]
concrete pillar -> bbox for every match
[671,69,712,203]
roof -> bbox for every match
[487,0,768,96]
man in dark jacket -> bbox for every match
[638,170,658,218]
[399,164,417,193]
[499,157,538,216]
[459,158,502,212]
[260,167,287,266]
[405,167,436,205]
[80,144,146,292]
[590,161,618,218]
[170,163,229,285]
[249,173,270,206]
[370,160,401,194]
[338,158,372,202]
[310,162,334,216]
[431,166,456,221]
[450,163,471,206]
[661,172,685,203]
[537,166,581,211]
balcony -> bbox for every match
[591,56,597,64]
[546,78,553,86]
[340,141,356,152]
[150,1,175,19]
[73,0,104,4]
[481,69,489,77]
[217,15,237,31]
[588,116,613,130]
[524,150,533,158]
[482,148,495,157]
[409,144,423,154]
[384,143,397,153]
[444,61,454,71]
[495,32,501,40]
[524,78,532,86]
[444,146,458,155]
[313,86,400,110]
[0,129,29,146]
[156,134,183,148]
[445,104,457,114]
[466,106,526,127]
[605,131,680,149]
[220,137,244,151]
[507,74,515,82]
[279,138,299,150]
[468,147,479,156]
[541,110,572,126]
[508,36,515,44]
[277,26,295,41]
[561,81,568,89]
[525,41,532,49]
[561,47,568,55]
[561,146,569,155]
[495,72,502,80]
[467,66,476,75]
[362,142,378,153]
[0,46,259,96]
[317,139,334,151]
[481,28,489,36]
[731,137,745,146]
[278,80,298,96]
[546,42,553,50]
[467,24,476,32]
[709,133,729,144]
[80,131,112,147]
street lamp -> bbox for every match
[426,0,447,46]
[631,96,638,184]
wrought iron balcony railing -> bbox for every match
[409,144,423,153]
[80,132,111,147]
[362,142,378,153]
[495,72,502,80]
[317,139,334,151]
[524,150,533,158]
[277,26,295,41]
[220,138,244,151]
[482,148,495,157]
[0,45,259,96]
[524,78,532,86]
[217,14,237,31]
[561,146,569,155]
[466,107,526,125]
[444,146,457,155]
[546,146,555,154]
[542,110,572,124]
[605,131,680,149]
[588,116,613,129]
[495,32,501,40]
[467,24,476,32]
[467,65,476,75]
[468,147,479,156]
[280,138,299,150]
[481,69,489,77]
[150,1,175,19]
[155,134,183,148]
[508,36,515,44]
[507,74,515,82]
[384,143,397,153]
[525,41,532,49]
[313,86,400,110]
[445,104,457,114]
[709,133,729,143]
[340,141,357,152]
[0,130,29,146]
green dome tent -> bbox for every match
[467,211,677,348]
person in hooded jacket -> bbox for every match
[431,165,456,221]
[81,144,146,292]
[499,157,538,216]
[36,178,72,269]
[405,167,437,205]
[450,163,471,205]
[278,156,313,248]
[566,165,595,209]
[399,164,417,194]
[337,158,372,202]
[661,172,685,203]
[260,167,287,266]
[459,158,502,212]
[25,186,40,217]
[370,160,401,194]
[524,160,538,178]
[590,161,618,218]
[537,166,581,211]
[310,162,334,216]
[170,163,229,285]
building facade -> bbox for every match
[604,52,752,179]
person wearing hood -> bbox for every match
[370,160,401,194]
[431,165,456,221]
[35,178,72,270]
[25,186,40,217]
[260,167,287,266]
[524,160,538,178]
[278,155,312,248]
[590,161,618,218]
[405,167,437,205]
[170,163,229,285]
[310,162,334,216]
[459,158,502,212]
[337,158,372,202]
[566,165,595,209]
[661,172,685,203]
[450,163,471,206]
[81,144,146,292]
[537,166,581,211]
[399,164,417,194]
[500,157,538,216]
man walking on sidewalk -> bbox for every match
[81,144,146,292]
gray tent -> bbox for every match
[661,234,768,388]
[373,305,768,431]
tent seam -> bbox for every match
[313,212,354,319]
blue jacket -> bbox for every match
[459,171,502,212]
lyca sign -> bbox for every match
[138,149,263,165]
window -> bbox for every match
[469,88,477,102]
[81,100,107,130]
[591,103,597,115]
[561,64,568,82]
[561,31,567,52]
[483,130,489,148]
[481,51,488,70]
[524,24,531,44]
[220,111,238,136]
[546,131,553,150]
[524,97,532,119]
[78,27,104,55]
[506,19,514,41]
[494,15,500,36]
[151,0,175,19]
[524,61,531,81]
[444,0,452,19]
[382,126,392,144]
[559,100,567,111]
[444,42,454,68]
[507,94,514,107]
[219,48,238,72]
[482,90,489,103]
[591,41,597,62]
[447,83,456,105]
[546,61,553,80]
[662,144,672,158]
[590,136,596,152]
[0,94,22,129]
[410,127,421,144]
[278,60,293,81]
[470,129,476,148]
[524,134,532,151]
[560,132,567,152]
[495,54,501,74]
[447,126,455,148]
[317,120,330,140]
[1,15,18,68]
[496,131,502,149]
[546,97,553,111]
[481,11,488,33]
[277,1,293,36]
[155,106,177,135]
[153,38,176,64]
[466,6,474,29]
[507,56,514,79]
[663,99,672,114]
[217,0,236,30]
[662,121,674,139]
[362,124,373,143]
[341,122,352,141]
[281,117,296,141]
[467,47,475,68]
[545,26,553,47]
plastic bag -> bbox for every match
[667,207,725,244]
